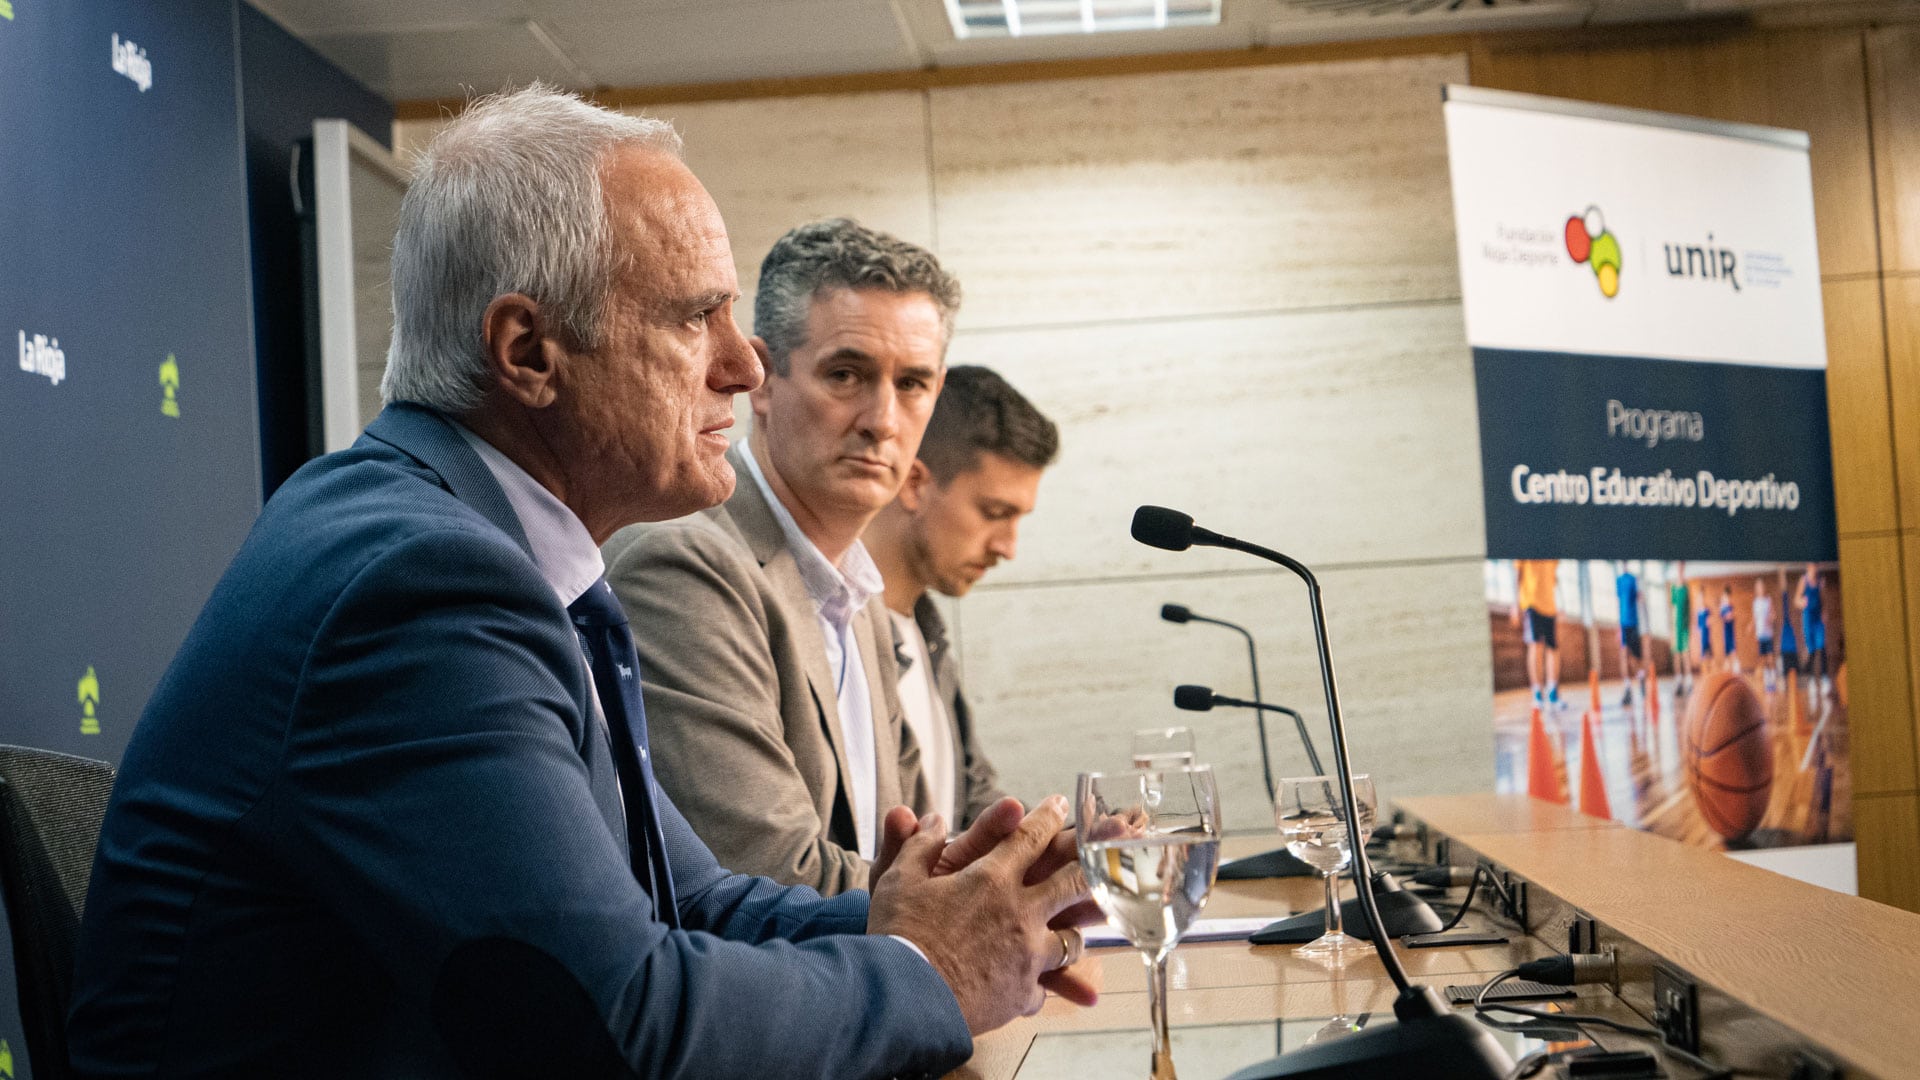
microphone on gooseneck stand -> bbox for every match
[1171,682,1326,779]
[1132,506,1513,1080]
[1171,684,1322,880]
[1161,604,1332,796]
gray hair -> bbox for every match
[381,84,683,412]
[753,218,962,375]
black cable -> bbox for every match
[1472,968,1737,1079]
[1431,866,1486,932]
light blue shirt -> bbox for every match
[737,444,884,860]
[452,422,602,608]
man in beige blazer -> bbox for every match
[604,218,956,896]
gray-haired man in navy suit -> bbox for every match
[69,85,1093,1079]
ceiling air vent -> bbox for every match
[1277,0,1542,12]
[945,0,1223,39]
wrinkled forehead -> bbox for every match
[600,144,735,293]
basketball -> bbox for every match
[1683,671,1774,841]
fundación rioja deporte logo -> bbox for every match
[1564,206,1622,299]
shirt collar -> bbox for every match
[738,442,882,629]
[451,422,604,608]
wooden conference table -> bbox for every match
[947,793,1920,1080]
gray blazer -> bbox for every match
[603,445,927,896]
[904,595,1010,827]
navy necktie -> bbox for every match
[568,577,679,927]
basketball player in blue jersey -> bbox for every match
[1779,577,1800,685]
[1800,563,1829,698]
[1720,586,1738,675]
[1695,585,1714,673]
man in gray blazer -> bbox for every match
[604,219,955,897]
[863,366,1060,827]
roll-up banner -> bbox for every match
[1443,86,1847,860]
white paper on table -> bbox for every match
[1083,917,1277,949]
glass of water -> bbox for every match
[1131,726,1196,770]
[1275,774,1377,965]
[1077,765,1221,1080]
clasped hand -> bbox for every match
[866,795,1104,1035]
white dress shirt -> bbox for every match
[737,446,884,860]
[889,609,956,823]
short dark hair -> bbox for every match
[918,366,1059,483]
[754,218,962,375]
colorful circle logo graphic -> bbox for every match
[1565,206,1622,299]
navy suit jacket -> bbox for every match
[68,404,971,1078]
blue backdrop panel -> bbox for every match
[0,0,260,762]
[1474,347,1837,562]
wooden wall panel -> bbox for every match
[1839,533,1917,796]
[942,303,1484,585]
[1889,277,1920,531]
[1905,532,1920,784]
[1853,792,1920,910]
[1868,25,1920,274]
[1823,278,1898,536]
[957,561,1495,832]
[927,54,1468,330]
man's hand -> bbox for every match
[869,797,1104,1009]
[868,795,1091,1035]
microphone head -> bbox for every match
[1172,684,1216,712]
[1132,505,1195,552]
[1160,603,1192,624]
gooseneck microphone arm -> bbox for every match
[1171,685,1325,784]
[1133,507,1417,1003]
[1162,606,1280,801]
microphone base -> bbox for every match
[1249,877,1445,944]
[1218,846,1320,880]
[1221,1012,1512,1080]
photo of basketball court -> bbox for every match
[1488,559,1849,851]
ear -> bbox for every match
[747,336,775,422]
[481,293,563,409]
[897,459,933,512]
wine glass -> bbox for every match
[1078,765,1221,1080]
[1131,726,1196,769]
[1275,774,1377,964]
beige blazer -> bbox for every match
[602,445,927,896]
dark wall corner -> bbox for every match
[238,2,392,499]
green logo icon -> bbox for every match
[79,666,101,735]
[0,1,15,22]
[160,353,181,418]
[0,1036,14,1078]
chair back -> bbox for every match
[0,745,116,1080]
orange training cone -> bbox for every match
[1647,664,1660,728]
[1527,706,1569,804]
[1578,709,1612,819]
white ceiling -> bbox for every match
[248,0,1909,102]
